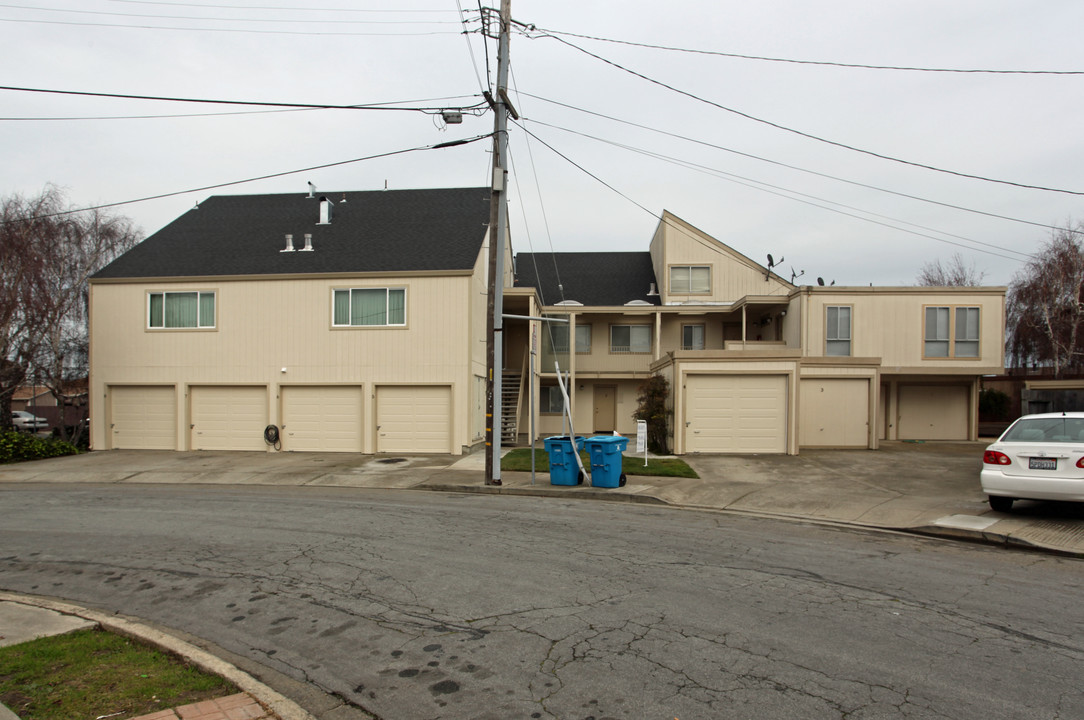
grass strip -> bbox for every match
[501,448,698,478]
[0,627,235,720]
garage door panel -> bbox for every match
[282,386,363,452]
[686,375,787,453]
[800,378,869,447]
[898,385,969,440]
[376,386,450,454]
[111,385,177,450]
[191,386,267,451]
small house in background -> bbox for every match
[12,379,89,430]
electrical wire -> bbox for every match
[455,0,487,96]
[516,91,1078,237]
[0,3,465,25]
[0,94,482,122]
[1,132,492,223]
[0,17,462,36]
[515,122,1028,264]
[529,26,1084,75]
[110,0,459,12]
[542,34,1084,197]
[0,85,487,114]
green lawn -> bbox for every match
[501,448,698,478]
[0,628,235,720]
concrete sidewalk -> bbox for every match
[1,441,1082,555]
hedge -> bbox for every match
[0,430,80,464]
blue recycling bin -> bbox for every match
[544,435,585,486]
[585,435,629,488]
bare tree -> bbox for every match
[917,252,986,286]
[0,186,140,435]
[1007,224,1084,377]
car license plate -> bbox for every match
[1029,457,1057,470]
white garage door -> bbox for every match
[110,385,176,450]
[799,378,869,448]
[685,374,787,453]
[190,385,267,451]
[281,385,363,452]
[376,385,451,453]
[898,384,969,440]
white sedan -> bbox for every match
[981,412,1084,512]
[11,410,49,433]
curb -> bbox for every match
[0,592,318,720]
[415,482,669,505]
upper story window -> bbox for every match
[925,306,980,358]
[148,291,215,329]
[826,306,851,356]
[551,325,592,354]
[610,324,651,354]
[682,324,705,350]
[670,265,711,294]
[333,288,406,327]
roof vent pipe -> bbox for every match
[280,234,295,253]
[647,282,659,296]
[318,196,333,225]
[301,233,314,252]
[307,181,316,199]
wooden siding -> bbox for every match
[90,271,478,453]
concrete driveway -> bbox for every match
[1,441,1082,555]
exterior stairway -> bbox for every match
[501,371,522,445]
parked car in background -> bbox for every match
[981,412,1084,512]
[11,410,49,433]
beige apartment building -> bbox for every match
[88,189,1004,456]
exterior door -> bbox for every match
[281,385,364,452]
[376,385,451,453]
[684,374,787,453]
[594,385,616,433]
[190,385,268,451]
[110,385,177,450]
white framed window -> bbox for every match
[550,324,592,354]
[333,288,406,327]
[682,324,705,350]
[540,386,565,414]
[954,306,980,358]
[826,306,851,356]
[925,306,979,358]
[610,325,651,354]
[148,291,215,329]
[670,265,711,294]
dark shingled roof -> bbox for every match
[515,252,660,307]
[93,187,491,279]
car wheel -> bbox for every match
[988,495,1014,512]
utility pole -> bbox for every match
[484,0,512,486]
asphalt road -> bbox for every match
[1,484,1082,720]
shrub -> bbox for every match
[0,430,80,464]
[633,375,672,454]
[979,388,1012,421]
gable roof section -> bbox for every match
[93,187,491,279]
[515,252,660,307]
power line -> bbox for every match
[530,26,1084,75]
[1,133,492,223]
[0,94,481,122]
[0,85,487,114]
[517,91,1079,237]
[0,16,463,35]
[535,119,1032,261]
[455,0,487,96]
[0,3,466,25]
[542,34,1084,197]
[109,0,459,12]
[515,122,1028,264]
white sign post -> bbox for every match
[636,420,648,467]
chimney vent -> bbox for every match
[301,233,314,252]
[280,233,295,253]
[318,196,333,225]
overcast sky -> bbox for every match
[4,0,1084,287]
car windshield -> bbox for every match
[1001,417,1084,443]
